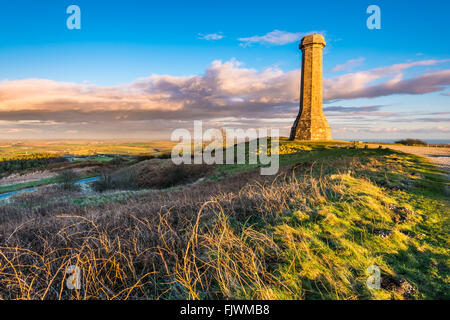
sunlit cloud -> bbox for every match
[323,105,398,117]
[0,58,449,138]
[324,105,383,113]
[330,57,365,72]
[324,60,450,100]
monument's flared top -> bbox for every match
[300,34,326,50]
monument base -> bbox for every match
[292,119,332,141]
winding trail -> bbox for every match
[0,176,100,201]
[370,144,450,175]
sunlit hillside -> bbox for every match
[0,139,448,299]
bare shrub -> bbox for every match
[139,163,213,189]
[57,170,80,191]
[93,167,140,192]
[94,160,213,192]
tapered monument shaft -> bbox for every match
[290,34,332,141]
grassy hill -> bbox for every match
[0,140,448,300]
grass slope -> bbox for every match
[0,141,448,300]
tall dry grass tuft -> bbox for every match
[0,157,399,299]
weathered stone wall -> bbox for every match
[290,34,332,141]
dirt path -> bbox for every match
[369,144,450,174]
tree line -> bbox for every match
[0,153,66,174]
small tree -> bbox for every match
[58,170,79,190]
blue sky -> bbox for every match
[0,0,449,140]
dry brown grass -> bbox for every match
[0,161,297,299]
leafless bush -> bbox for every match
[93,167,140,192]
[139,163,213,189]
[57,170,80,191]
[94,161,213,192]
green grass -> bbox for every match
[0,172,99,194]
[210,140,449,299]
[270,172,448,299]
[0,177,59,194]
[0,140,176,159]
[215,139,385,177]
[71,190,146,206]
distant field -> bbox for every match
[0,140,177,159]
[2,139,445,161]
[0,139,354,159]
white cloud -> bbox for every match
[324,60,450,100]
[1,59,448,123]
[197,33,224,40]
[238,30,322,47]
[330,57,365,73]
[0,58,449,138]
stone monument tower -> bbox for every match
[290,34,332,141]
